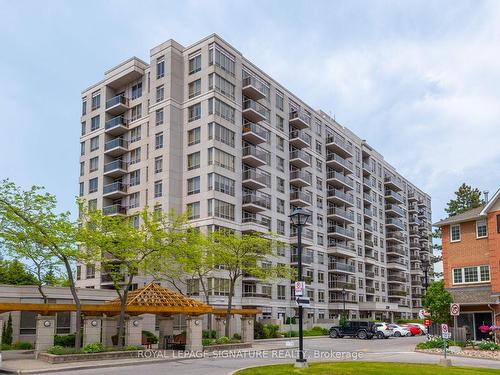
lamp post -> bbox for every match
[290,207,311,368]
[421,259,431,291]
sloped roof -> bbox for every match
[433,205,485,227]
[448,287,498,305]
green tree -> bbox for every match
[78,205,187,349]
[2,313,13,345]
[0,180,85,350]
[422,280,453,324]
[0,258,37,285]
[445,183,483,217]
[207,231,291,337]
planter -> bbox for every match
[39,350,143,364]
[203,342,252,351]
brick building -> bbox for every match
[434,189,500,340]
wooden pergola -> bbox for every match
[0,282,260,317]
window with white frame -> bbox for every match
[450,224,461,242]
[453,265,490,284]
[476,219,488,238]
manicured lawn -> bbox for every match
[234,362,500,374]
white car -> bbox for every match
[374,322,394,339]
[389,324,411,337]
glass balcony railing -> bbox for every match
[104,159,128,173]
[327,207,354,221]
[106,95,128,109]
[327,171,354,188]
[289,170,312,184]
[289,130,312,146]
[242,169,271,187]
[103,182,127,195]
[326,153,353,170]
[104,137,128,151]
[105,115,128,130]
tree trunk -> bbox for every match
[62,256,82,351]
[225,278,236,338]
[117,274,133,349]
[199,277,212,333]
[37,284,48,304]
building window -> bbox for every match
[129,192,140,208]
[88,199,97,211]
[20,311,37,334]
[131,82,142,99]
[208,147,235,172]
[90,115,100,131]
[154,181,163,198]
[209,73,235,100]
[188,127,201,146]
[156,109,164,125]
[56,311,71,334]
[276,156,284,172]
[154,156,163,174]
[129,170,140,186]
[89,157,98,172]
[82,99,87,116]
[276,115,284,131]
[81,121,86,136]
[187,152,200,170]
[187,176,200,195]
[277,285,286,300]
[188,79,201,98]
[276,136,284,151]
[130,126,141,143]
[129,147,141,165]
[208,97,235,124]
[79,182,84,197]
[497,214,500,233]
[276,91,284,111]
[187,202,200,220]
[90,136,99,151]
[476,219,488,238]
[86,264,95,279]
[189,54,201,74]
[209,45,235,76]
[80,162,85,176]
[450,224,461,242]
[155,132,164,149]
[208,122,235,147]
[276,177,285,193]
[91,91,100,110]
[188,103,201,122]
[208,173,235,196]
[277,219,285,235]
[156,57,165,79]
[156,85,164,102]
[277,198,285,214]
[88,178,98,193]
[453,265,490,284]
[208,277,231,296]
[130,104,142,121]
[208,199,235,220]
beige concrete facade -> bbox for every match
[77,34,432,322]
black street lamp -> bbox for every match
[290,207,311,368]
[342,288,346,314]
[421,259,431,291]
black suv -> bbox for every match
[329,320,377,339]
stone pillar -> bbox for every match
[35,315,56,352]
[185,316,203,352]
[102,317,117,347]
[158,316,174,349]
[240,317,254,344]
[125,316,143,347]
[83,316,102,347]
[215,317,226,338]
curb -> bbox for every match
[414,348,500,362]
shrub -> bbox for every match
[1,343,11,350]
[82,342,104,353]
[263,324,280,339]
[397,319,424,324]
[285,317,296,324]
[125,345,144,351]
[416,337,462,350]
[233,333,242,340]
[54,334,76,347]
[215,336,231,345]
[281,330,298,338]
[304,326,329,336]
[254,321,265,339]
[203,330,217,339]
[47,345,79,355]
[202,338,214,346]
[142,330,158,344]
[478,341,500,351]
[12,341,33,350]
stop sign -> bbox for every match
[424,319,431,327]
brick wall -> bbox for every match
[488,210,500,293]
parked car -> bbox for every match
[329,320,376,339]
[401,323,422,336]
[410,323,427,335]
[388,324,411,337]
[374,322,394,339]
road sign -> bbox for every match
[295,281,306,297]
[451,303,460,316]
[424,319,432,327]
[296,297,310,307]
[441,323,448,334]
[418,309,430,319]
[442,332,451,339]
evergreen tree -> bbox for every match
[2,313,13,345]
[445,183,483,217]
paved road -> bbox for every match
[40,336,500,375]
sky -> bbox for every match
[0,0,499,225]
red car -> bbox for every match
[401,324,422,336]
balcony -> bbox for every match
[289,191,312,207]
[105,95,129,115]
[387,258,407,271]
[363,192,372,204]
[327,207,354,224]
[242,169,270,190]
[385,204,404,217]
[363,208,372,217]
[384,176,403,191]
[242,76,267,100]
[290,254,313,266]
[409,229,419,237]
[388,289,408,297]
[327,225,354,240]
[362,162,372,176]
[104,138,128,157]
[364,223,373,232]
[388,274,407,283]
[385,190,404,204]
[417,199,426,207]
[326,153,354,173]
[386,231,405,243]
[328,281,356,290]
[328,262,356,274]
[242,214,271,233]
[242,192,271,213]
[365,271,375,279]
[290,229,314,245]
[326,170,354,190]
[105,116,129,136]
[365,252,378,263]
[409,241,420,249]
[365,239,374,248]
[365,287,376,294]
[242,122,268,144]
[103,159,128,178]
[289,150,312,168]
[289,110,310,129]
[326,134,353,157]
[289,170,312,188]
[327,189,354,206]
[243,99,268,123]
[289,130,311,149]
[408,204,418,213]
[408,192,418,202]
[103,182,127,199]
[386,245,405,256]
[103,204,127,216]
[242,145,270,167]
[386,218,404,230]
[327,241,356,257]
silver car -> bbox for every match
[374,322,394,339]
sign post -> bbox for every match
[441,323,449,360]
[295,281,305,297]
[450,303,460,342]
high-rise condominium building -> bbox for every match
[77,34,432,322]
